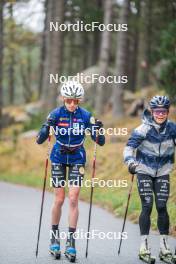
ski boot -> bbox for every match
[49,228,61,259]
[139,236,156,264]
[172,254,176,264]
[173,250,176,264]
[159,236,176,264]
[159,249,176,264]
[49,241,61,260]
[65,233,76,263]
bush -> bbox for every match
[23,112,46,131]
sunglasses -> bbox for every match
[152,109,168,116]
[64,98,79,105]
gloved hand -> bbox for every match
[128,162,138,174]
[94,119,103,130]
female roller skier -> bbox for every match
[36,80,105,262]
[124,95,176,264]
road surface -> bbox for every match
[0,182,175,264]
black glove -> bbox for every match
[128,162,138,175]
[94,119,103,130]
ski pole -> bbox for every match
[85,133,98,258]
[118,173,135,256]
[35,133,51,258]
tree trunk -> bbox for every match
[20,64,30,103]
[138,0,152,88]
[112,0,130,118]
[96,0,112,115]
[27,47,32,99]
[64,1,74,74]
[91,29,101,66]
[41,0,51,103]
[41,1,52,104]
[38,0,48,99]
[0,0,4,135]
[8,3,15,104]
[20,47,32,103]
[41,0,64,110]
[82,30,90,69]
[48,0,64,109]
[129,0,141,91]
[91,0,103,66]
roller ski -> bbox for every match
[139,249,156,264]
[159,251,176,264]
[159,236,176,264]
[65,234,76,263]
[49,242,61,260]
[139,237,156,264]
[172,255,176,264]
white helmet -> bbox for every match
[60,81,84,99]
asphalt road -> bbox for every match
[0,182,175,264]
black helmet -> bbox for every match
[149,95,170,109]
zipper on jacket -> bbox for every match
[155,140,161,177]
[67,112,72,164]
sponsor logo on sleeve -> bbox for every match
[90,116,95,124]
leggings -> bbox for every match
[137,174,170,235]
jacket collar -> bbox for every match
[63,105,79,115]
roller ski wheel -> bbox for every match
[159,252,176,264]
[49,243,61,260]
[172,255,176,264]
[65,252,76,263]
[65,247,76,263]
[139,252,156,264]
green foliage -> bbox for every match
[159,21,176,98]
[3,17,40,104]
[71,0,103,23]
[23,112,46,131]
[82,101,94,114]
[0,172,47,189]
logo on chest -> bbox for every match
[59,117,69,121]
[73,122,85,132]
[73,123,79,129]
[58,122,69,127]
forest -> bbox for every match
[0,0,175,125]
[0,0,176,236]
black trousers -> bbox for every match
[137,174,170,235]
